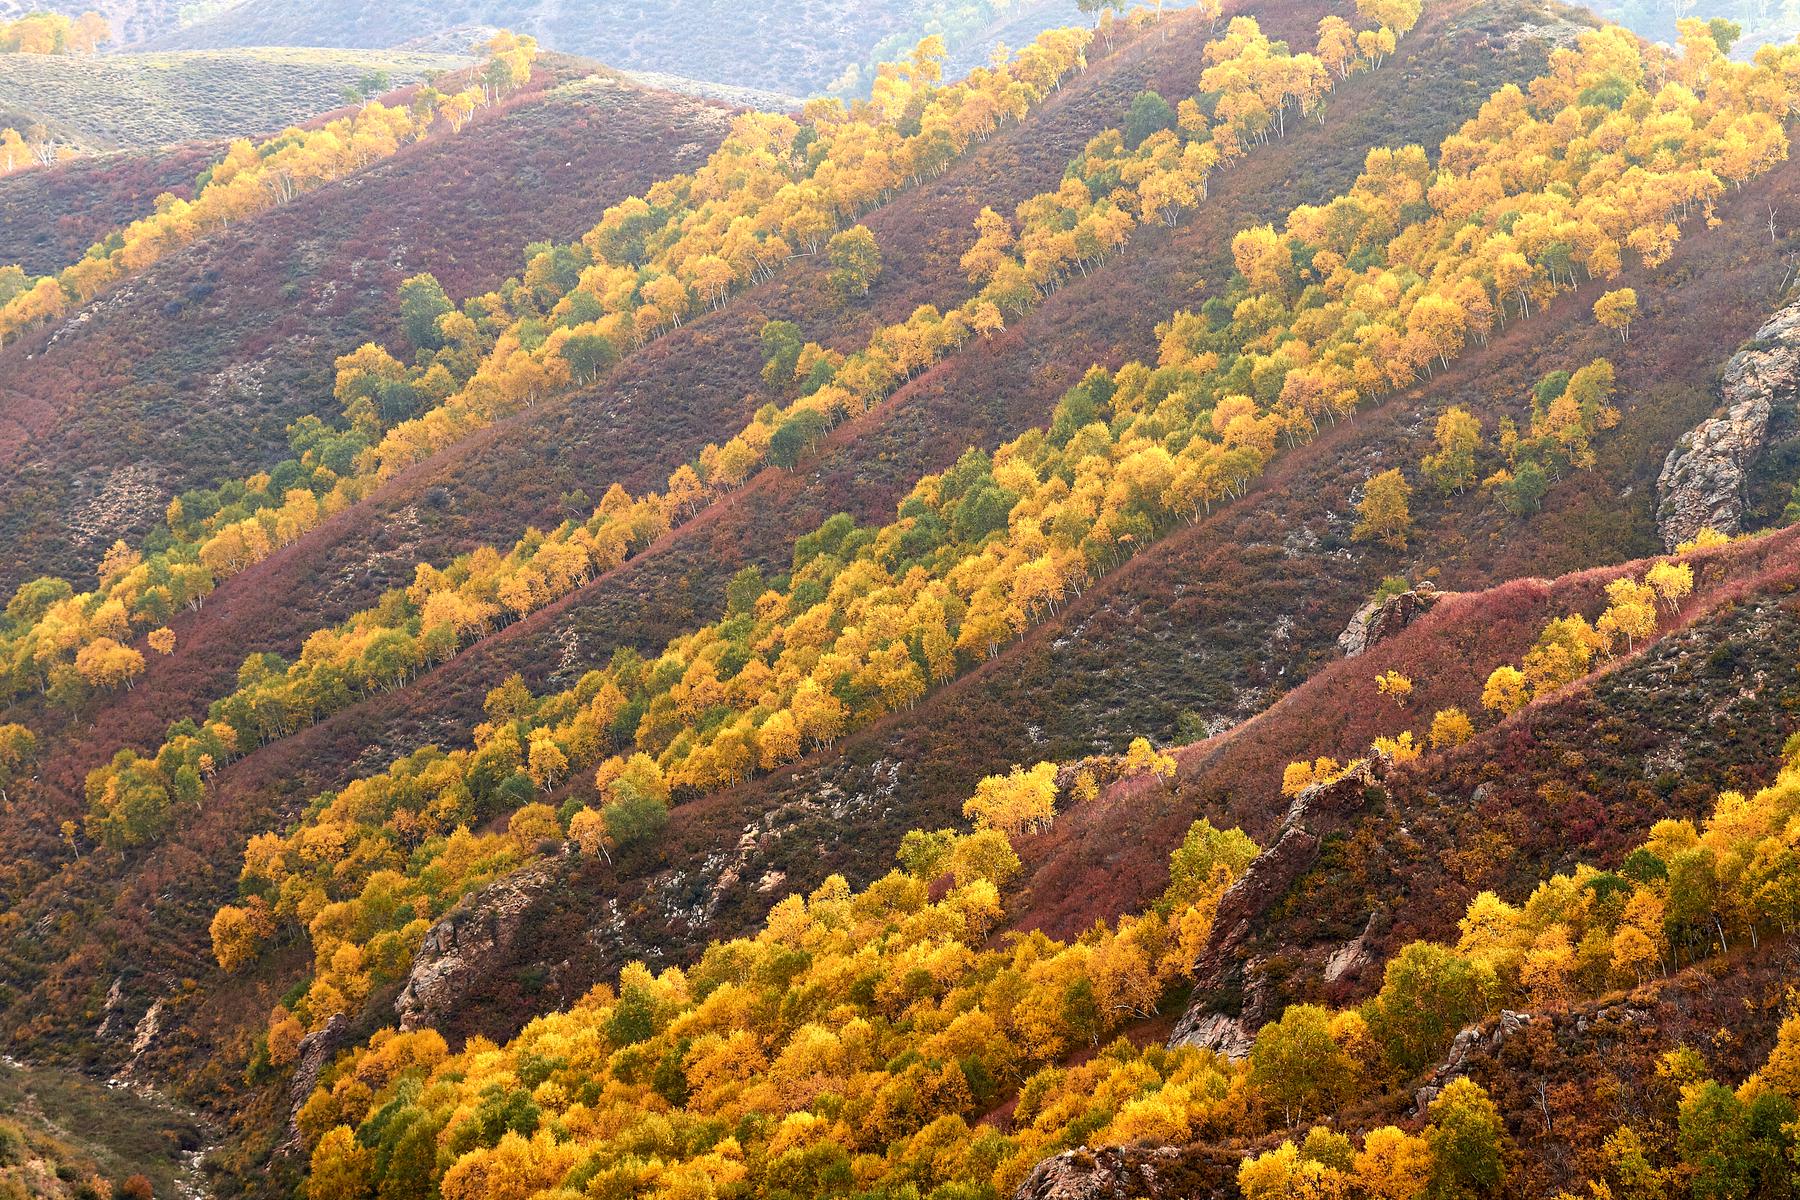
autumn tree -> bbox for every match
[1426,1079,1508,1199]
[1593,287,1637,342]
[0,722,35,800]
[1375,670,1413,705]
[1354,469,1413,549]
[1367,942,1495,1076]
[1422,406,1481,493]
[963,761,1058,836]
[1421,710,1469,753]
[827,225,883,298]
[1480,665,1528,717]
[1249,1004,1360,1126]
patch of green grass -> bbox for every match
[0,46,468,148]
[0,1058,205,1198]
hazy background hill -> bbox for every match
[3,0,1097,95]
[12,0,1800,98]
[0,46,464,147]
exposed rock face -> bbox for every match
[1170,1011,1254,1058]
[395,854,566,1031]
[1414,997,1655,1113]
[1322,910,1380,985]
[1656,298,1800,548]
[1015,1144,1195,1200]
[285,1013,349,1148]
[1170,760,1388,1053]
[1338,586,1443,658]
[1414,1010,1532,1113]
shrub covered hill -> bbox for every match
[6,0,1800,1197]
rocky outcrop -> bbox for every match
[395,854,566,1031]
[1012,1145,1238,1200]
[1013,1148,1183,1200]
[1414,1010,1533,1113]
[1656,397,1772,550]
[1656,298,1800,548]
[1170,759,1387,1053]
[1338,585,1443,658]
[285,1013,349,1149]
[1413,997,1656,1113]
[1322,910,1380,985]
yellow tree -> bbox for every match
[1421,406,1481,493]
[963,761,1058,836]
[1429,707,1474,750]
[1481,665,1528,717]
[1593,287,1637,342]
[1353,469,1413,549]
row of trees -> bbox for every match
[292,727,1800,1200]
[0,10,110,54]
[0,24,1097,719]
[71,6,1392,852]
[1479,560,1694,719]
[1285,554,1698,803]
[196,12,1797,1028]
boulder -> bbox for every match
[1170,760,1387,1054]
[395,854,565,1031]
[1338,586,1443,658]
[1657,297,1800,549]
[1013,1148,1170,1200]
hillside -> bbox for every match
[0,141,218,274]
[0,1,1798,1198]
[0,46,468,148]
[0,69,731,591]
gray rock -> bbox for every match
[1169,760,1387,1053]
[1339,586,1444,658]
[285,1013,349,1149]
[395,854,565,1031]
[1415,1010,1533,1114]
[1656,298,1800,549]
[1323,911,1380,985]
[1169,1011,1255,1059]
[1012,1147,1186,1200]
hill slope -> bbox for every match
[0,47,467,148]
[1,2,1799,1198]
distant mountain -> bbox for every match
[138,0,1090,95]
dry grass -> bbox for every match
[0,46,467,148]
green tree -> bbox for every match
[1249,1004,1357,1126]
[1162,818,1258,910]
[397,274,453,351]
[1368,943,1495,1077]
[1426,1079,1507,1199]
[770,409,829,470]
[1422,406,1481,493]
[1123,89,1177,149]
[760,319,805,388]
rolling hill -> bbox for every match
[140,0,1095,96]
[0,46,469,148]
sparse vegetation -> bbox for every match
[0,46,467,148]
